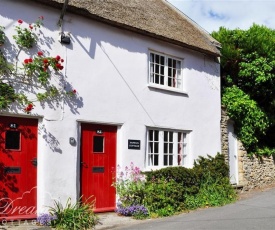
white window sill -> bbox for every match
[148,84,188,96]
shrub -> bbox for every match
[143,178,185,217]
[145,166,199,195]
[185,174,237,210]
[193,153,229,182]
[48,197,98,230]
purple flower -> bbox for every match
[37,213,57,226]
[115,204,149,217]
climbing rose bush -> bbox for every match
[0,16,77,113]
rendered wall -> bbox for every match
[0,0,221,212]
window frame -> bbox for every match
[146,128,188,170]
[148,51,185,93]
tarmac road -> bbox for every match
[116,186,275,230]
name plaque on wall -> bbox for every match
[128,140,141,150]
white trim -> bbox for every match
[148,84,188,95]
[148,50,185,91]
[76,119,124,126]
[0,112,44,119]
[145,128,190,170]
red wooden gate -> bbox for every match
[0,116,38,220]
[81,123,117,212]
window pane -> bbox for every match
[164,155,168,166]
[160,75,164,85]
[161,56,165,65]
[93,136,104,153]
[168,58,172,67]
[153,154,159,166]
[169,155,173,165]
[177,132,187,166]
[150,53,154,62]
[149,130,153,141]
[156,54,160,63]
[164,131,168,141]
[155,131,159,141]
[5,131,20,150]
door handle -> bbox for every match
[31,158,37,166]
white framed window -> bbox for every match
[149,52,183,90]
[147,129,188,168]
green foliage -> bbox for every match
[212,24,275,155]
[193,153,230,181]
[184,175,237,210]
[0,17,76,113]
[48,197,98,230]
[145,166,199,195]
[0,26,5,45]
[13,17,43,48]
[116,154,236,219]
[0,82,17,109]
[143,178,185,217]
[222,86,269,152]
[113,163,146,207]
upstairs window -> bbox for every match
[149,52,183,90]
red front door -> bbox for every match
[0,116,38,220]
[81,123,117,212]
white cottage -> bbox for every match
[0,0,221,220]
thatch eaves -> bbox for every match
[30,0,221,57]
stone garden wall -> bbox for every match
[221,108,275,190]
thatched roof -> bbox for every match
[31,0,221,56]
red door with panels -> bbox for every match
[81,123,117,212]
[0,116,38,220]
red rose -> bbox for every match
[55,55,61,61]
[59,66,64,70]
[25,104,33,112]
[73,89,77,94]
[37,51,43,56]
[43,59,48,64]
[24,59,29,64]
[18,19,23,24]
[29,24,33,30]
[61,59,64,63]
[28,58,33,63]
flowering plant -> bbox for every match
[13,16,43,48]
[37,213,57,226]
[22,51,64,85]
[112,162,146,208]
[116,204,149,219]
[0,16,77,114]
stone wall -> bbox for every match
[221,108,275,190]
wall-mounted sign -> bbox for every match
[96,129,103,134]
[9,123,18,129]
[128,140,141,150]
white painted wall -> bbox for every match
[0,0,221,212]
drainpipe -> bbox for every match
[58,0,69,28]
[58,0,71,44]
